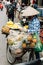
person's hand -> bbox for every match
[19,28,23,32]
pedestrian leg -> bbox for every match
[29,49,34,61]
[35,52,40,59]
[12,15,14,22]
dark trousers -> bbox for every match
[8,14,14,22]
[35,52,40,59]
[29,49,40,61]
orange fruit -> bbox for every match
[27,35,32,41]
[30,43,35,48]
[32,38,37,43]
[22,43,26,48]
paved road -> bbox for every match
[0,5,10,65]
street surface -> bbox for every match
[0,4,10,65]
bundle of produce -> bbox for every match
[6,20,19,29]
[22,40,27,48]
[7,35,16,45]
[27,34,37,48]
[7,32,25,45]
[7,37,14,45]
[2,26,10,34]
[6,20,14,25]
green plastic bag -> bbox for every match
[42,44,43,50]
[34,32,42,52]
[34,41,42,52]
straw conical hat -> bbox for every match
[22,6,39,16]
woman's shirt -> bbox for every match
[28,16,40,34]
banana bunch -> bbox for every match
[7,20,14,25]
[2,26,10,34]
[6,20,18,29]
[24,25,29,29]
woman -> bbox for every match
[28,15,40,60]
[6,0,16,21]
[22,6,40,59]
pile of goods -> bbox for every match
[2,20,20,34]
[7,31,27,55]
[6,20,19,29]
[7,31,37,49]
[2,20,28,35]
[2,26,10,34]
[2,20,43,55]
[25,34,37,48]
[7,33,38,56]
[7,31,26,45]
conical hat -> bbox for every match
[22,6,39,16]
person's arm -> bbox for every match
[6,6,8,15]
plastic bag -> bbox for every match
[34,32,42,52]
[34,40,42,52]
[42,44,43,50]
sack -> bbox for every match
[34,32,42,52]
